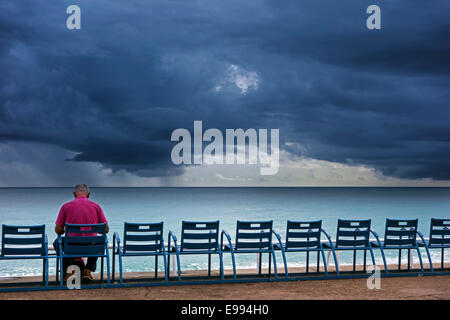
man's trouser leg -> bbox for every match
[85,257,98,272]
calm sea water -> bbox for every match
[0,187,449,277]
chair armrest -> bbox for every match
[221,230,234,251]
[416,231,427,244]
[113,232,121,244]
[272,230,284,250]
[321,229,335,248]
[168,231,179,252]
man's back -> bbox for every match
[56,196,107,236]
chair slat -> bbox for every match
[124,244,160,252]
[64,245,105,255]
[3,237,43,245]
[336,239,368,247]
[385,229,416,237]
[287,220,321,230]
[65,236,105,244]
[429,238,450,245]
[237,241,270,249]
[287,231,320,239]
[384,238,416,246]
[182,242,217,250]
[125,234,161,242]
[430,229,450,236]
[2,225,45,235]
[337,230,369,237]
[386,219,417,228]
[66,223,107,234]
[124,222,163,232]
[237,232,270,240]
[2,247,43,255]
[182,232,217,240]
[182,221,219,231]
[237,221,272,230]
[286,240,320,249]
[338,220,371,228]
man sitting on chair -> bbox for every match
[53,184,109,281]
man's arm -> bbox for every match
[55,224,65,235]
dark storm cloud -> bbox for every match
[0,0,449,182]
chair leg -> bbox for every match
[155,255,158,279]
[112,250,116,282]
[258,252,262,275]
[442,248,444,270]
[163,253,168,282]
[271,249,278,280]
[268,252,272,277]
[353,249,356,272]
[119,253,123,285]
[208,253,211,278]
[101,257,104,282]
[398,248,402,270]
[219,252,224,281]
[316,251,320,273]
[42,259,46,284]
[320,249,328,276]
[407,248,411,271]
[106,253,111,285]
[306,251,309,273]
[363,250,367,272]
[415,246,425,274]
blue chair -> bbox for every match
[57,223,110,286]
[112,222,167,284]
[0,225,49,287]
[372,219,432,274]
[418,218,450,272]
[323,219,382,274]
[273,220,339,278]
[168,221,223,281]
[221,220,277,280]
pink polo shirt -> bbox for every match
[56,196,108,236]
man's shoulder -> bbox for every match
[61,199,76,208]
[85,198,103,209]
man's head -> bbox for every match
[73,184,90,198]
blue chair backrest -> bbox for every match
[235,220,273,250]
[1,225,46,257]
[429,218,450,246]
[181,221,219,251]
[63,223,107,256]
[383,219,418,247]
[123,222,163,253]
[285,220,322,249]
[336,219,371,248]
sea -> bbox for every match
[0,187,449,277]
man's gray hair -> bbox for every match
[74,184,90,194]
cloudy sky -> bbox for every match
[0,0,449,187]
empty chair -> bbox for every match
[56,223,110,285]
[323,219,382,274]
[112,222,167,284]
[221,220,277,280]
[0,225,49,287]
[168,221,223,281]
[371,219,432,274]
[418,218,450,272]
[273,220,339,278]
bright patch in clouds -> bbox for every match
[216,64,260,94]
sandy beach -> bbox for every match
[0,263,448,300]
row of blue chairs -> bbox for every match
[0,218,449,290]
